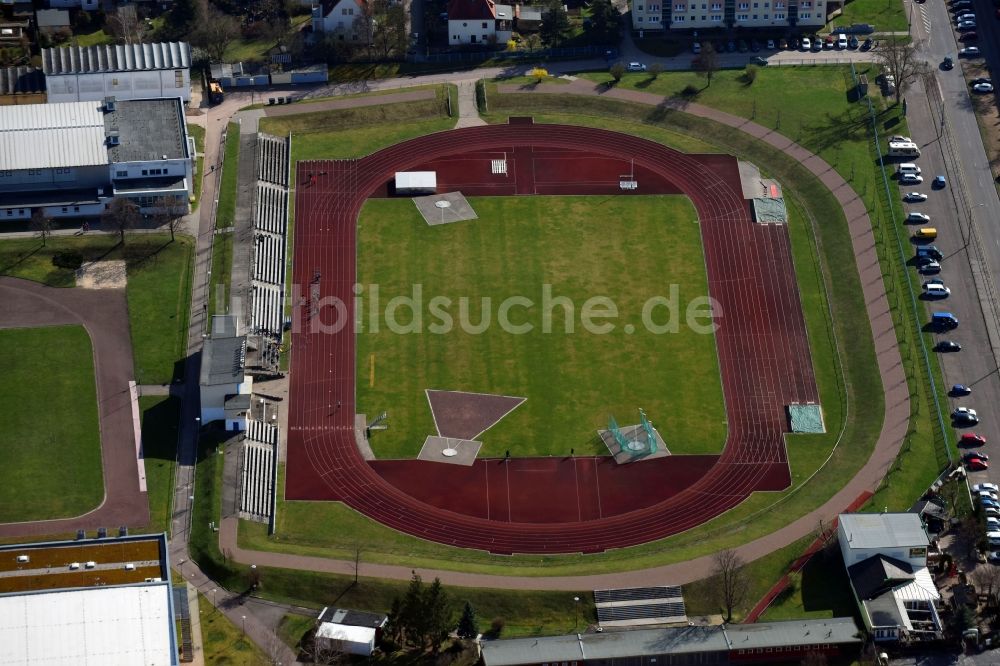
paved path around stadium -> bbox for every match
[0,278,149,537]
[216,82,909,589]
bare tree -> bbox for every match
[609,61,625,84]
[191,6,241,62]
[693,44,720,88]
[150,196,185,241]
[874,35,927,104]
[101,198,140,244]
[971,565,1000,607]
[713,548,750,623]
[108,5,146,45]
[357,0,408,59]
[29,209,53,246]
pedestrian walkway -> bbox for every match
[454,80,485,128]
[217,81,909,590]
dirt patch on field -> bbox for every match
[426,390,525,440]
[76,260,127,289]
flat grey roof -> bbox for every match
[36,8,69,28]
[839,513,929,550]
[42,41,191,75]
[0,101,106,171]
[481,620,862,666]
[106,98,188,163]
[0,187,107,208]
[318,607,388,628]
[200,336,246,386]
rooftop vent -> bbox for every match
[103,97,116,113]
[106,129,120,147]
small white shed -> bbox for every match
[395,171,437,195]
[315,622,377,656]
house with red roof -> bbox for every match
[447,0,513,45]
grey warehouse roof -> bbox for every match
[0,101,106,171]
[200,336,246,386]
[0,66,45,95]
[839,512,929,550]
[318,607,388,628]
[42,41,191,76]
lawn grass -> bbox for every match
[197,591,269,664]
[72,28,114,47]
[221,14,310,63]
[288,117,457,162]
[0,326,102,522]
[758,543,860,621]
[207,231,233,326]
[187,124,206,211]
[830,0,909,32]
[258,84,454,140]
[0,235,193,385]
[356,195,726,458]
[139,396,179,534]
[277,613,315,649]
[216,123,241,230]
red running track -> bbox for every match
[286,122,818,554]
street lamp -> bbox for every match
[573,596,581,631]
[211,587,216,608]
[241,615,247,636]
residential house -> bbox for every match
[36,9,71,36]
[838,513,944,645]
[312,0,370,41]
[631,0,829,32]
[447,0,513,46]
[0,20,29,43]
[514,4,542,32]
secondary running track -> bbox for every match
[287,121,818,554]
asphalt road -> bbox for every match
[905,0,1000,489]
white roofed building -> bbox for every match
[0,97,193,221]
[314,607,388,657]
[42,42,191,104]
[838,513,943,645]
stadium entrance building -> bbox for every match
[0,97,192,221]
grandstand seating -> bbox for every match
[248,133,290,340]
[172,586,194,662]
[238,421,279,522]
[596,601,688,624]
[256,134,290,187]
[594,586,683,603]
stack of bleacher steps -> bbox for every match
[250,133,290,341]
[239,420,278,523]
[172,586,194,662]
[594,586,688,627]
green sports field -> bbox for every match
[355,195,726,459]
[0,326,102,522]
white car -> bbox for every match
[974,82,994,93]
[767,39,776,49]
[801,37,811,50]
[923,280,951,297]
[905,192,928,202]
[836,33,848,49]
[987,507,1000,518]
[889,135,912,143]
[958,21,978,30]
[959,46,981,57]
[906,212,930,223]
[956,12,976,20]
[975,483,1000,493]
[900,174,924,185]
[626,62,647,72]
[919,259,941,274]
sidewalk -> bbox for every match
[217,81,908,590]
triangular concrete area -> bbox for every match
[426,390,526,441]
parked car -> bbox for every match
[836,33,848,48]
[951,384,972,396]
[801,37,811,50]
[974,483,1000,493]
[923,280,951,297]
[627,62,647,72]
[919,260,942,274]
[933,175,947,188]
[974,82,995,93]
[936,340,962,352]
[956,12,977,21]
[890,135,912,143]
[988,552,1000,564]
[779,38,788,49]
[751,56,769,66]
[962,433,988,446]
[986,507,1000,518]
[965,451,990,462]
[823,35,834,49]
[905,192,928,202]
[900,173,924,184]
[811,40,822,52]
[738,40,749,52]
[751,39,761,52]
[968,457,989,471]
[972,77,992,85]
[692,42,702,54]
[959,46,981,56]
[848,35,860,48]
[982,495,1000,508]
[960,31,978,41]
[727,40,737,52]
[906,212,931,223]
[767,39,776,49]
[953,407,980,425]
[861,38,873,51]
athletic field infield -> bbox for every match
[355,195,726,459]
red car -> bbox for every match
[961,433,988,447]
[967,457,990,471]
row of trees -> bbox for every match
[540,0,620,48]
[29,197,184,247]
[385,574,457,652]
